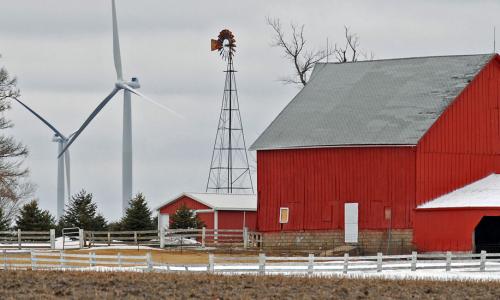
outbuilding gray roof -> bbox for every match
[250,54,494,150]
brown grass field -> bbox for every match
[0,270,499,299]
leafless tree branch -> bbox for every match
[267,19,373,86]
[267,17,334,86]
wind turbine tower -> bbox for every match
[60,0,180,216]
[14,97,71,220]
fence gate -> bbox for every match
[62,227,81,250]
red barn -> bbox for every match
[156,193,257,231]
[250,54,500,253]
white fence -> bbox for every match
[0,250,499,275]
[205,251,494,274]
[0,250,152,271]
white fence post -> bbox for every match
[79,229,84,249]
[259,253,266,275]
[17,229,21,249]
[3,250,6,269]
[411,251,417,271]
[89,252,95,267]
[146,252,153,272]
[343,253,349,274]
[308,254,314,275]
[377,252,382,272]
[118,253,122,268]
[107,232,111,246]
[50,229,55,250]
[445,251,451,271]
[480,250,486,272]
[208,253,214,273]
[31,251,35,270]
[202,227,206,248]
[243,227,248,249]
[160,227,165,249]
[134,231,138,245]
[60,250,64,268]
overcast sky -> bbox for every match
[0,0,499,221]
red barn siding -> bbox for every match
[158,196,210,214]
[218,211,257,230]
[257,147,416,232]
[414,207,500,251]
[158,196,213,228]
[158,196,256,230]
[416,57,500,205]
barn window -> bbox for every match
[279,207,289,224]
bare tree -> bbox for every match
[0,55,34,222]
[267,18,372,86]
[266,17,333,86]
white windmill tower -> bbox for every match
[60,0,180,216]
[13,97,71,221]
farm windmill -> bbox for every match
[59,0,180,216]
[13,97,71,221]
[206,29,254,194]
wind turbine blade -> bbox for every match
[64,148,71,201]
[12,97,66,139]
[58,87,120,157]
[112,0,123,80]
[121,84,184,119]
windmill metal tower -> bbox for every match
[206,29,254,194]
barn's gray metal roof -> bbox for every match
[250,54,494,150]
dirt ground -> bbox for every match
[0,270,499,299]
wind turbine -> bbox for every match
[13,97,71,221]
[59,0,180,216]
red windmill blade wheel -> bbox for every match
[218,29,236,49]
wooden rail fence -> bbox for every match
[0,230,54,249]
[85,230,159,247]
[161,227,259,249]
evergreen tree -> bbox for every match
[107,221,123,231]
[170,204,204,229]
[0,207,11,231]
[121,193,154,230]
[59,190,107,230]
[15,200,55,231]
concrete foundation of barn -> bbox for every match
[261,229,414,255]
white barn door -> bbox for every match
[344,203,358,243]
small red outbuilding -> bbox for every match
[156,193,257,231]
[414,174,500,252]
